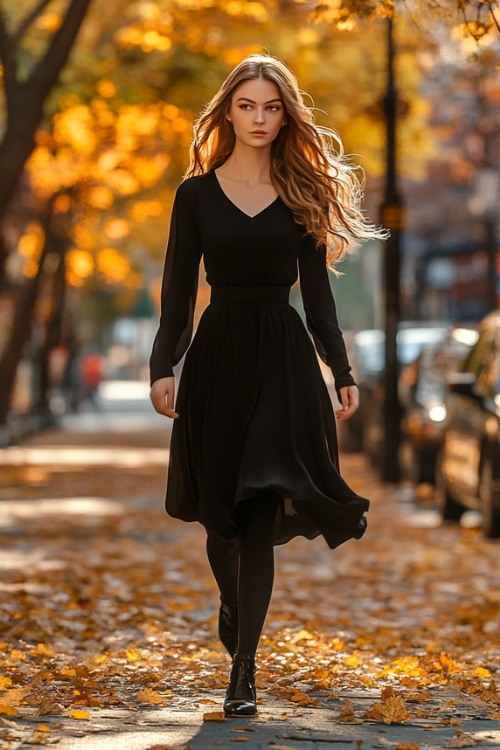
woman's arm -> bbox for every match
[335,385,359,420]
[150,376,179,418]
[150,180,202,405]
[298,234,357,411]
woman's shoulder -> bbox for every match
[176,171,213,199]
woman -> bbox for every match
[150,53,387,717]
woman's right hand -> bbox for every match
[150,376,179,419]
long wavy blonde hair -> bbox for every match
[185,53,388,267]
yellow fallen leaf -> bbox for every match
[137,688,164,705]
[0,676,12,690]
[294,629,314,641]
[439,653,462,673]
[10,650,26,662]
[33,644,55,658]
[125,649,141,661]
[473,667,491,679]
[0,687,25,708]
[91,654,108,665]
[203,711,226,721]
[330,637,345,651]
[364,694,410,724]
[288,689,322,707]
[36,725,52,733]
[68,709,90,719]
[0,703,18,715]
[396,743,421,750]
[344,654,362,668]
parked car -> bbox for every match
[399,327,478,485]
[338,323,449,463]
[435,310,500,538]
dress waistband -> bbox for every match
[210,286,290,304]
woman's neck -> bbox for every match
[219,143,272,186]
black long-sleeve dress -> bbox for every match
[150,170,369,549]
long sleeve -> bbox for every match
[298,234,355,399]
[150,180,202,384]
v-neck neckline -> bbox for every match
[212,170,280,219]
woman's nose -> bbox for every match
[254,108,265,123]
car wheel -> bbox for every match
[479,458,500,538]
[435,454,465,522]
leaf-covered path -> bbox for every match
[0,418,499,749]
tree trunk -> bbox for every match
[0,246,49,427]
[0,0,92,288]
[35,243,68,417]
[0,117,41,223]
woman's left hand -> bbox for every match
[335,385,359,420]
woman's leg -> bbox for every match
[206,531,239,656]
[223,491,279,716]
[206,532,239,605]
[236,491,279,655]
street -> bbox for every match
[0,391,499,749]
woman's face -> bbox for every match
[227,77,286,149]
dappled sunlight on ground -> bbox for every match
[0,431,498,747]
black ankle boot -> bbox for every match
[223,653,257,717]
[218,600,238,657]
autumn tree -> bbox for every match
[0,0,496,435]
[0,0,93,284]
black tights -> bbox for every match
[206,491,279,655]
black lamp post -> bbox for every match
[380,14,404,483]
[472,168,499,312]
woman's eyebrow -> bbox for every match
[236,97,283,104]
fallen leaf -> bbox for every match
[344,654,362,668]
[125,649,142,661]
[295,629,314,641]
[339,699,355,717]
[231,725,256,732]
[27,737,56,746]
[203,711,226,721]
[473,667,491,679]
[136,688,165,705]
[35,700,63,716]
[445,732,481,748]
[0,704,18,715]
[68,709,90,720]
[364,694,410,724]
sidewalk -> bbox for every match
[0,415,499,749]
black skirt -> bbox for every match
[166,285,369,549]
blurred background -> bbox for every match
[0,0,499,534]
